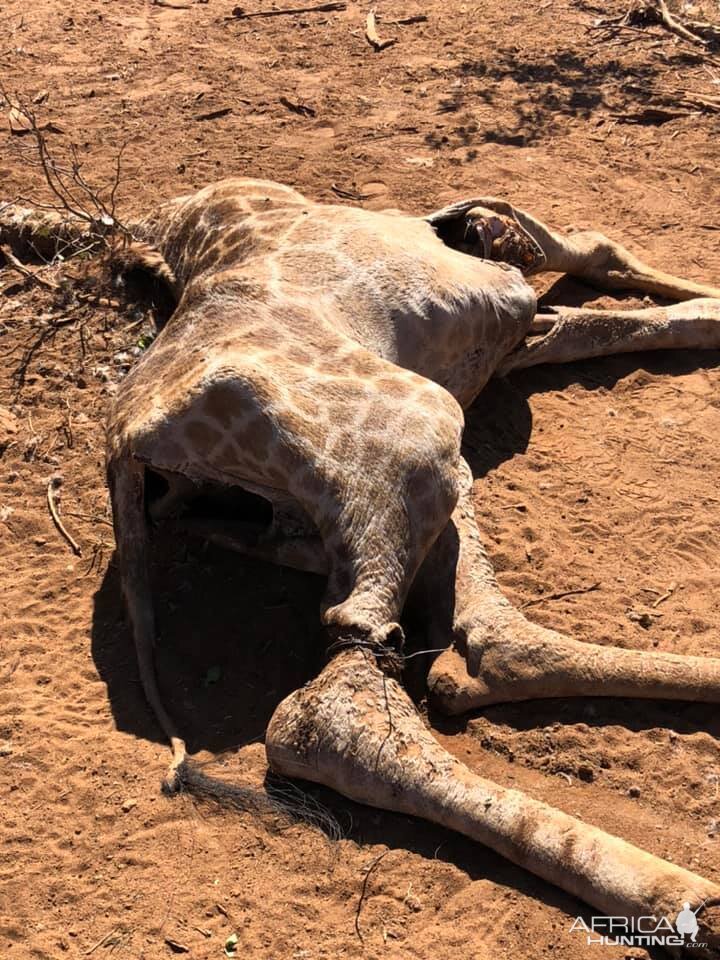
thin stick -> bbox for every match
[85,928,119,956]
[47,477,82,556]
[226,1,345,20]
[355,850,391,943]
[522,582,600,608]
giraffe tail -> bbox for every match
[107,449,341,836]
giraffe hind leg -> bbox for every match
[455,197,720,300]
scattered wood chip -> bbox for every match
[279,95,316,117]
[0,405,19,454]
[7,107,32,135]
[355,850,392,943]
[365,8,397,51]
[153,0,192,7]
[32,89,49,104]
[227,1,345,20]
[384,13,427,25]
[642,0,709,47]
[85,929,120,956]
[193,107,233,121]
[627,607,659,628]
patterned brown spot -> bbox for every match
[249,415,274,450]
[184,420,223,455]
[294,395,321,419]
[360,400,392,433]
[327,434,355,462]
[286,346,315,367]
[195,245,225,275]
[247,327,279,350]
[156,440,186,465]
[204,384,239,429]
[205,200,241,227]
[361,437,386,469]
[213,442,239,470]
[347,354,380,377]
[375,376,412,398]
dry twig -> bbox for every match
[47,475,82,557]
[522,582,600,608]
[226,1,345,19]
[626,0,719,47]
[355,850,392,943]
[0,81,132,258]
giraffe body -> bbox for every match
[108,179,535,639]
[6,177,720,943]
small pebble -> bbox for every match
[628,785,641,799]
[121,798,137,813]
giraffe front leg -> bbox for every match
[268,645,720,947]
[427,460,720,715]
[259,466,720,936]
[497,298,720,374]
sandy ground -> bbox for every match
[2,0,720,957]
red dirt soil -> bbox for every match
[2,1,720,958]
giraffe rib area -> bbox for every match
[132,179,536,403]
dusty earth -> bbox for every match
[2,0,720,957]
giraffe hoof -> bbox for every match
[427,647,498,714]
